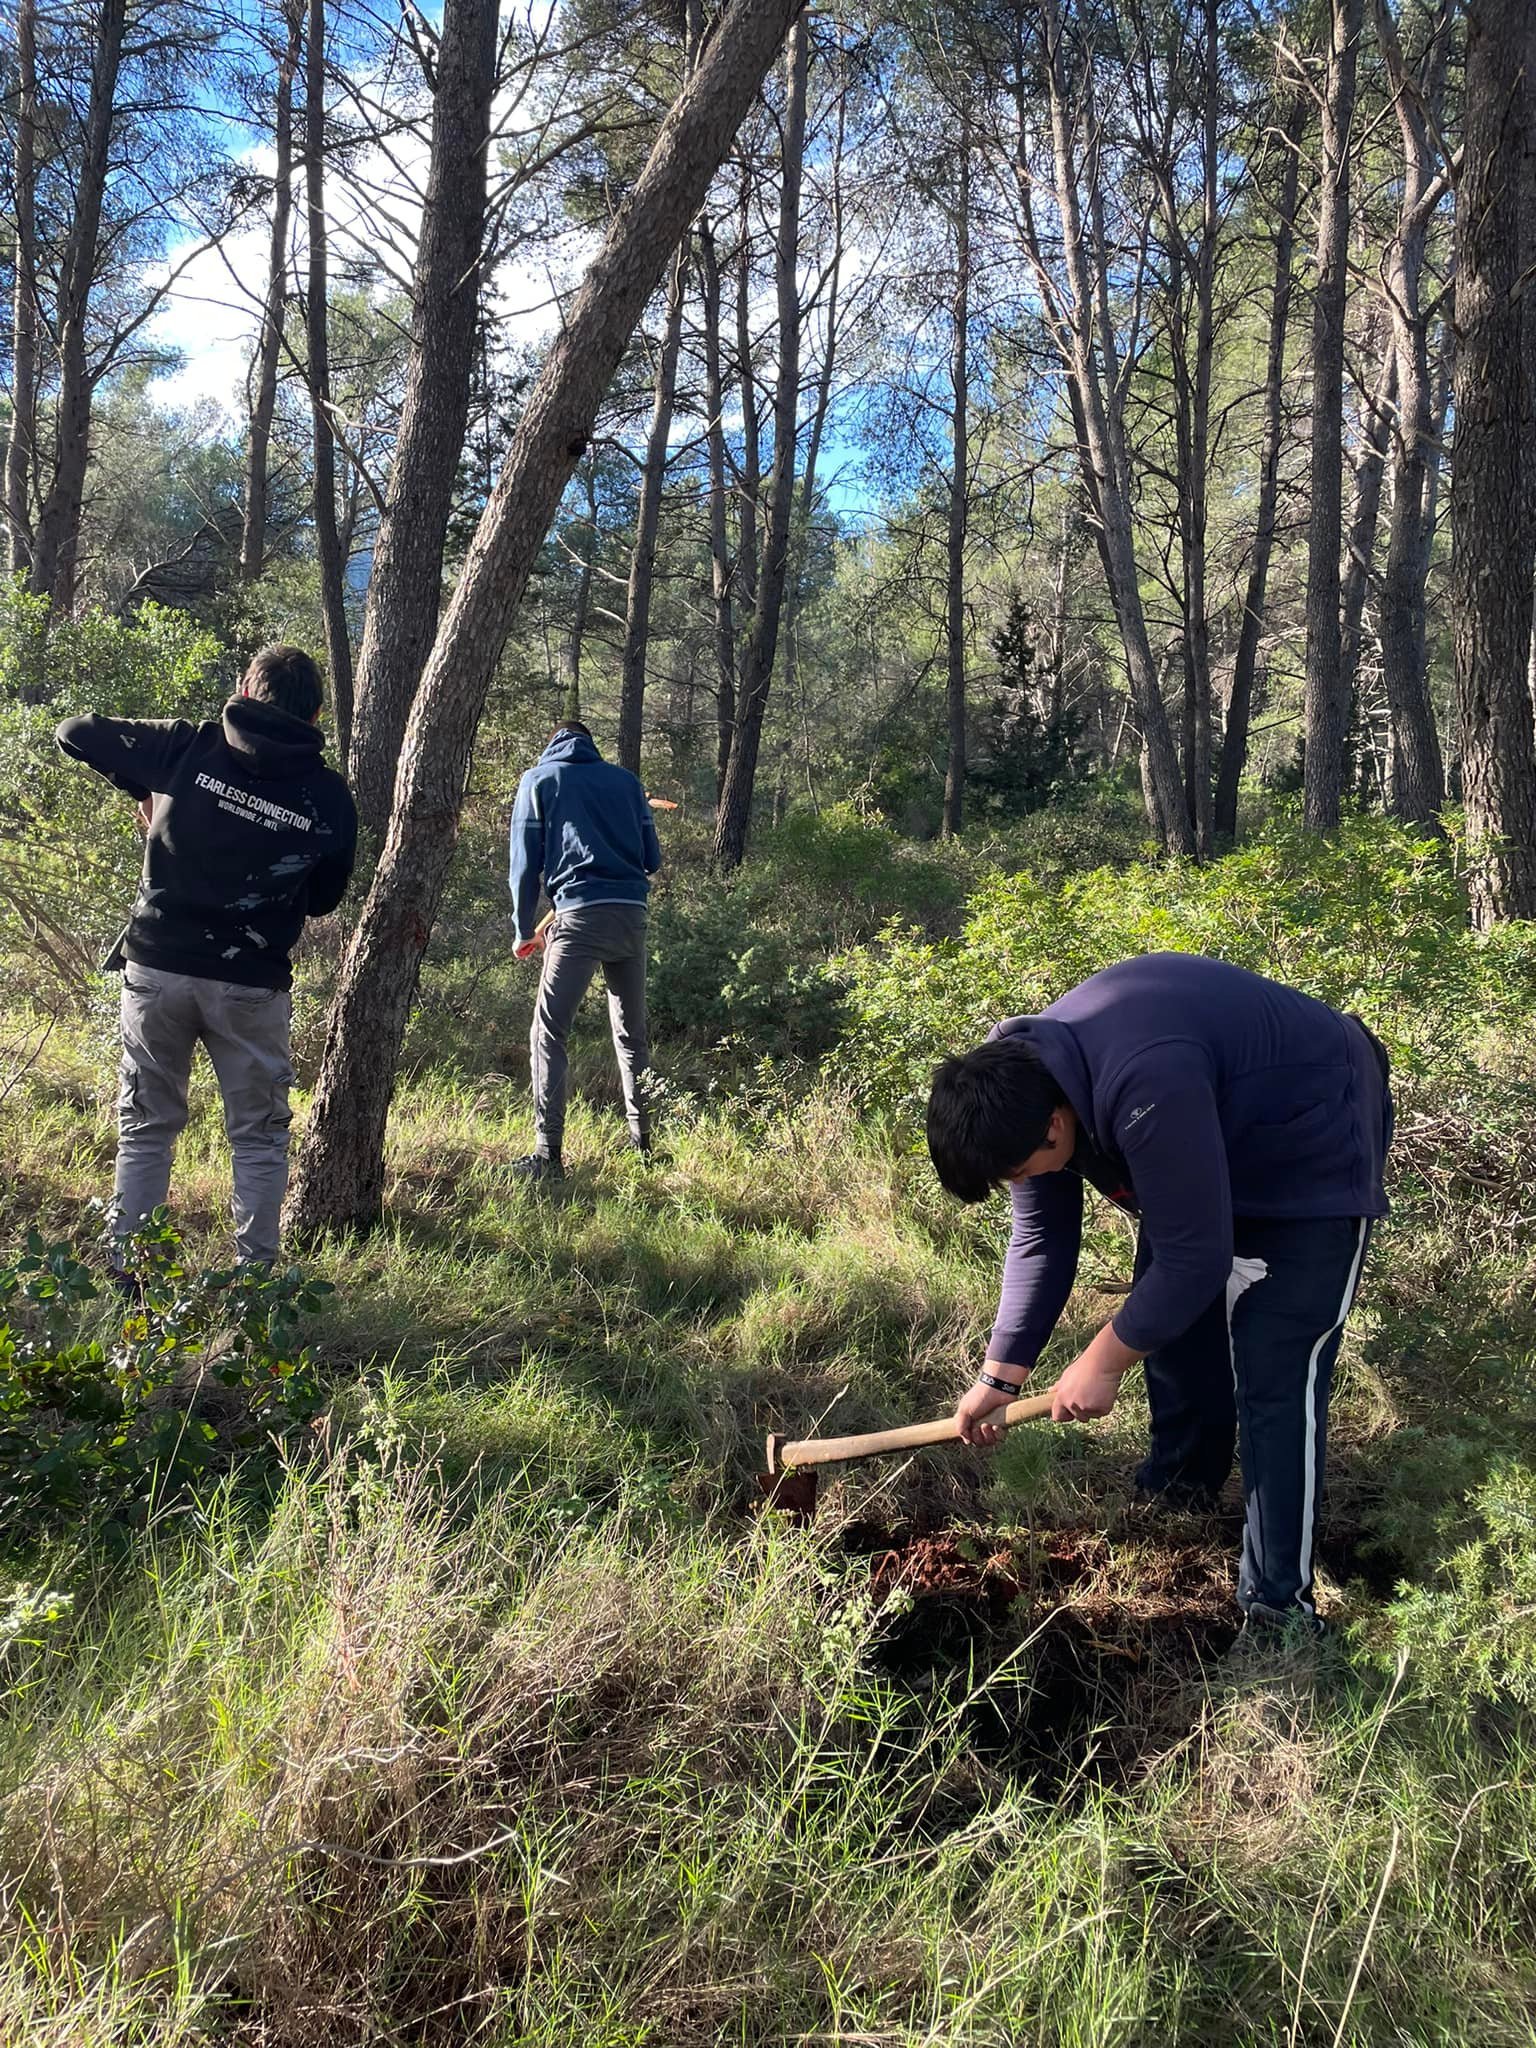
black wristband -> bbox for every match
[977,1370,1026,1397]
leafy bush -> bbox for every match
[838,810,1536,1115]
[1382,1463,1536,1708]
[0,590,227,1002]
[0,1215,332,1523]
[648,885,846,1060]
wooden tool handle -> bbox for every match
[779,1391,1056,1470]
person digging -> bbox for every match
[508,720,662,1182]
[926,951,1393,1639]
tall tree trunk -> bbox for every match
[1017,0,1191,851]
[5,0,39,577]
[698,217,737,797]
[733,176,761,661]
[1216,91,1304,842]
[1161,0,1219,856]
[1338,336,1395,706]
[30,0,127,611]
[561,458,598,722]
[1303,0,1363,831]
[306,0,354,766]
[1451,0,1536,924]
[1373,0,1451,825]
[240,0,302,585]
[941,125,971,840]
[284,0,806,1235]
[346,0,499,832]
[617,247,687,772]
[713,13,809,869]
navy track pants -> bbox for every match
[1133,1215,1372,1617]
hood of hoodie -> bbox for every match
[222,695,327,781]
[988,1013,1098,1143]
[539,728,603,769]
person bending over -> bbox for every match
[926,952,1392,1633]
[56,644,357,1269]
[507,720,662,1181]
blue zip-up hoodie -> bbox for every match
[985,953,1392,1368]
[508,729,662,945]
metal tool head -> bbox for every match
[756,1432,818,1522]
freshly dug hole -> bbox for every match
[861,1525,1241,1787]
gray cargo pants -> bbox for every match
[115,964,294,1265]
[530,903,649,1157]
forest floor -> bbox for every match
[3,836,1536,2045]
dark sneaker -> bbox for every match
[1240,1598,1327,1642]
[510,1153,564,1185]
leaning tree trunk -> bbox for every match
[697,217,737,796]
[617,246,688,773]
[1450,0,1536,924]
[1216,91,1304,842]
[284,0,806,1235]
[713,12,809,870]
[240,0,302,584]
[30,0,126,610]
[5,0,39,577]
[732,173,762,669]
[305,0,355,766]
[1303,0,1363,831]
[347,0,499,834]
[941,125,971,840]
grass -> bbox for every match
[3,890,1536,2041]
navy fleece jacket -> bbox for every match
[985,953,1392,1368]
[507,729,661,945]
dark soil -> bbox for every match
[856,1523,1242,1788]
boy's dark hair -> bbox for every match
[547,719,593,744]
[242,644,324,723]
[926,1037,1068,1202]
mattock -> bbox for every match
[758,1391,1058,1522]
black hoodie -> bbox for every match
[56,697,358,990]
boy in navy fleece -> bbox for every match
[926,953,1393,1631]
[507,722,662,1179]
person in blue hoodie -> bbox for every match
[507,722,662,1180]
[925,953,1393,1633]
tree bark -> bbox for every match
[305,0,355,766]
[1303,0,1363,831]
[30,0,127,611]
[5,0,39,577]
[1338,336,1395,711]
[1216,91,1304,842]
[697,217,737,796]
[1017,0,1191,851]
[1451,0,1536,923]
[284,0,806,1235]
[347,0,499,833]
[713,12,809,869]
[1372,0,1450,824]
[240,0,303,585]
[941,124,971,840]
[733,175,761,661]
[616,247,687,772]
[560,458,598,723]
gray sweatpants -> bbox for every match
[530,903,649,1156]
[115,964,294,1266]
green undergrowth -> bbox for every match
[3,807,1536,2042]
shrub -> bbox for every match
[1381,1462,1536,1709]
[837,810,1532,1116]
[0,592,227,1003]
[0,1215,332,1524]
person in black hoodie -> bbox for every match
[56,644,357,1267]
